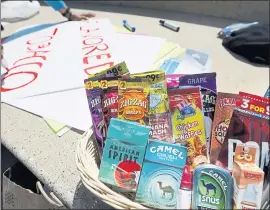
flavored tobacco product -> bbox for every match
[84,78,106,154]
[232,144,264,209]
[192,164,233,209]
[178,73,217,156]
[210,92,237,164]
[100,78,119,131]
[217,92,270,172]
[88,61,129,79]
[118,78,150,125]
[149,113,173,142]
[98,118,150,192]
[130,71,173,142]
[168,87,207,169]
[135,140,187,209]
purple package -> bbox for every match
[178,73,217,156]
[84,78,107,155]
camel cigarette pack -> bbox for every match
[232,144,264,209]
[135,140,187,209]
[98,118,150,192]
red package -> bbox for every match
[217,92,270,171]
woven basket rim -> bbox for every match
[75,128,149,209]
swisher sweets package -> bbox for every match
[178,73,217,155]
[84,78,106,154]
[210,92,237,164]
[88,61,129,79]
[217,92,270,172]
[168,87,207,169]
[130,71,173,142]
[118,78,150,125]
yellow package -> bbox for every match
[168,87,207,168]
[88,61,129,79]
[130,70,168,114]
[118,78,150,125]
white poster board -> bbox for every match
[1,19,165,130]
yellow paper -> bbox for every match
[43,118,70,136]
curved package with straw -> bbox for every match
[84,78,106,155]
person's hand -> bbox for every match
[69,11,96,21]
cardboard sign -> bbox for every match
[1,19,165,130]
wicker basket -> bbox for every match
[75,128,149,209]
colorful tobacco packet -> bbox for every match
[210,92,237,164]
[98,118,150,192]
[84,78,106,154]
[178,73,217,156]
[168,87,207,169]
[135,140,187,209]
[118,78,150,125]
[100,78,119,132]
[88,61,129,79]
[130,71,173,142]
[217,92,270,172]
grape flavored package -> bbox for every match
[118,78,150,125]
[84,78,106,154]
[100,78,119,133]
[210,92,237,164]
[88,61,129,79]
[98,118,150,192]
[177,73,217,156]
[217,92,270,173]
[168,87,207,169]
[130,71,173,142]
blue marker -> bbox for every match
[123,20,136,32]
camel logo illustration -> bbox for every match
[201,180,217,195]
[157,181,175,200]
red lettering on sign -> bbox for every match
[80,24,114,75]
[1,27,59,92]
[1,71,38,92]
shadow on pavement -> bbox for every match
[40,1,235,29]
